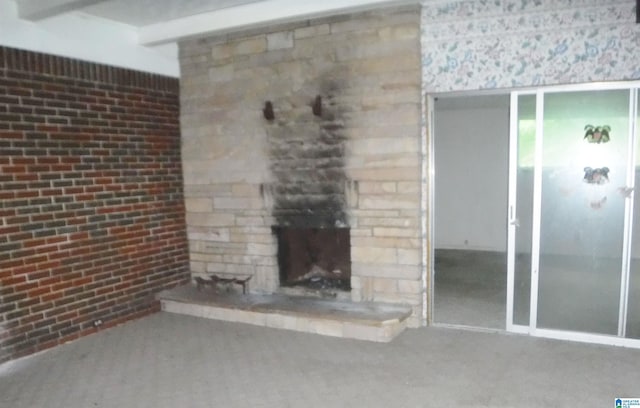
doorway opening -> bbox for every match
[432,94,510,330]
[430,82,640,348]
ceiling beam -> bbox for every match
[17,0,109,21]
[138,0,418,46]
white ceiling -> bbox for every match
[15,0,265,25]
[14,0,417,45]
[79,0,266,27]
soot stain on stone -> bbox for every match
[266,76,349,228]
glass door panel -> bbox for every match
[627,91,640,339]
[512,94,535,326]
[536,89,630,335]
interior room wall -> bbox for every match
[0,46,190,364]
[179,6,424,325]
[421,0,640,93]
[433,96,509,251]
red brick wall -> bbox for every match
[0,47,190,363]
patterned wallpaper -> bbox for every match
[421,0,640,92]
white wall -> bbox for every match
[0,0,179,77]
[434,95,509,251]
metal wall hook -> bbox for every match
[263,101,275,121]
[312,95,322,117]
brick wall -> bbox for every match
[180,6,424,325]
[0,47,190,363]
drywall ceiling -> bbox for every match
[14,0,417,45]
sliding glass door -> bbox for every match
[508,83,640,346]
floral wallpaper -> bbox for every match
[421,0,640,92]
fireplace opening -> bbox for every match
[273,227,351,291]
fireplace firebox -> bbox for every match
[273,227,350,291]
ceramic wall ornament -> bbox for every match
[583,167,610,185]
[584,124,611,143]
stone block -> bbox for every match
[348,167,418,181]
[186,213,235,227]
[398,279,423,294]
[265,313,285,329]
[312,320,344,337]
[267,31,294,50]
[247,243,277,256]
[359,276,374,301]
[235,216,266,226]
[350,209,400,218]
[345,124,419,141]
[190,261,206,273]
[230,232,273,244]
[352,246,397,264]
[397,248,422,265]
[197,241,247,254]
[360,195,419,210]
[397,181,421,194]
[351,236,420,249]
[185,198,213,213]
[373,278,398,293]
[357,181,396,194]
[342,323,381,342]
[352,262,421,279]
[353,154,421,170]
[372,292,421,306]
[208,65,234,82]
[350,228,373,237]
[373,227,419,238]
[349,55,420,75]
[211,43,233,61]
[191,253,224,263]
[359,217,416,228]
[184,183,233,198]
[362,90,421,108]
[295,317,313,333]
[294,24,330,39]
[206,262,255,275]
[280,315,299,331]
[350,276,362,289]
[406,315,421,328]
[347,104,421,127]
[233,36,267,55]
[331,18,378,34]
[231,183,261,197]
[187,228,231,242]
[213,197,263,210]
[377,24,420,41]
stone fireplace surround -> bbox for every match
[180,5,423,327]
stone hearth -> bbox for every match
[158,285,412,342]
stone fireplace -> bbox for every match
[179,5,424,327]
[274,226,351,291]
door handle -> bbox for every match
[510,218,520,227]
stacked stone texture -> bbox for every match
[180,6,423,325]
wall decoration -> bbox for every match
[421,1,640,93]
[583,167,610,184]
[584,125,611,143]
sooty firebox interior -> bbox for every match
[263,78,353,292]
[274,227,351,290]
